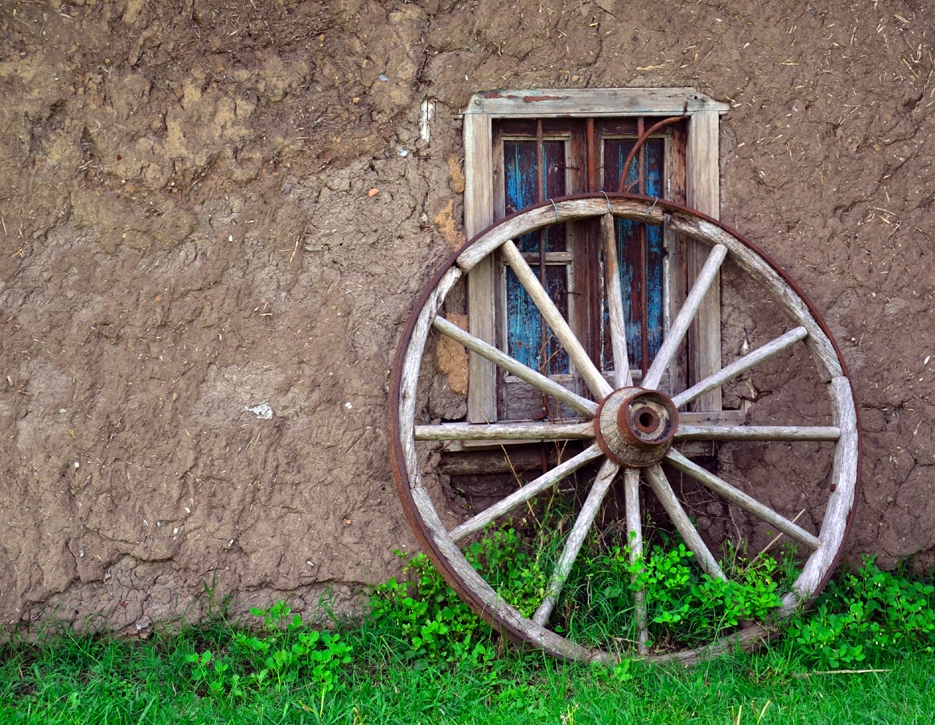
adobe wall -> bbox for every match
[1,0,933,633]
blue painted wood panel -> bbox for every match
[505,266,569,375]
[503,140,569,375]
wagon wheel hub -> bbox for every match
[594,387,679,467]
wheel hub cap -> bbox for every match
[594,387,679,467]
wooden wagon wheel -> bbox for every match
[389,194,859,664]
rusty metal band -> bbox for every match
[617,115,687,194]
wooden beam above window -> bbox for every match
[465,88,730,118]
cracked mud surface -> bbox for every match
[1,0,934,632]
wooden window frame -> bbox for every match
[463,89,730,424]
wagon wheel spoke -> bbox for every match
[448,444,605,543]
[671,327,808,408]
[674,425,840,442]
[643,243,728,390]
[533,457,619,626]
[665,448,822,550]
[622,468,649,653]
[501,239,614,400]
[643,464,726,580]
[602,213,633,388]
[433,316,597,417]
[415,421,594,441]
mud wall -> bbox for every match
[0,0,933,633]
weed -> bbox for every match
[369,550,497,665]
[371,525,787,659]
[184,602,353,713]
[550,537,785,650]
[789,556,935,668]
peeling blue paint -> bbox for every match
[503,140,569,375]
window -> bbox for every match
[463,89,729,424]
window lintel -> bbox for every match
[464,88,730,118]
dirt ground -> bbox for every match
[1,0,934,634]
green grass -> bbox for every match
[1,555,934,724]
[1,628,933,724]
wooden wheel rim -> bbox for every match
[389,193,860,664]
